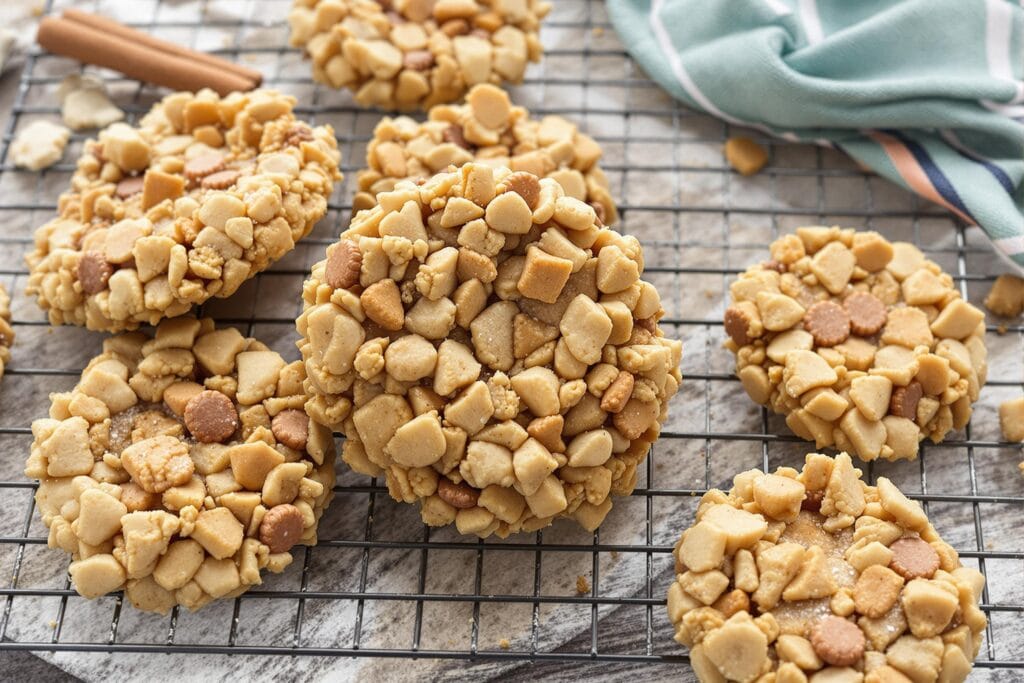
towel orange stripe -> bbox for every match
[869,131,973,224]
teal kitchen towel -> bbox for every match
[608,0,1024,271]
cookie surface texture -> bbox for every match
[724,228,987,462]
[355,83,617,225]
[24,317,336,614]
[25,89,342,332]
[668,452,987,683]
[297,162,682,538]
[288,0,551,110]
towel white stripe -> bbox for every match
[798,0,824,45]
[984,0,1024,108]
[761,0,792,16]
[994,234,1024,255]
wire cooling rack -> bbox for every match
[0,0,1022,679]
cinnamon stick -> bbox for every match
[37,15,258,96]
[62,9,263,87]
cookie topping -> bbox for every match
[115,175,144,198]
[402,49,435,71]
[889,381,923,420]
[183,389,239,443]
[724,304,756,346]
[810,615,865,667]
[200,168,241,190]
[325,240,362,290]
[437,479,480,509]
[184,151,225,180]
[803,300,850,347]
[77,251,113,295]
[889,537,940,580]
[844,291,887,336]
[443,124,471,150]
[259,503,306,553]
[271,409,309,451]
[504,171,541,210]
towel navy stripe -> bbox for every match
[948,145,1015,194]
[883,129,975,221]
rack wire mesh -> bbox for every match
[0,0,1021,678]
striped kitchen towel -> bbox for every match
[608,0,1024,272]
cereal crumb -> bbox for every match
[724,136,768,176]
[997,324,1008,335]
[984,274,1024,317]
[593,27,605,37]
[576,575,591,594]
[499,638,510,650]
[999,397,1024,443]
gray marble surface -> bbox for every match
[0,1,1022,681]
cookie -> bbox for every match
[0,284,13,379]
[25,89,342,332]
[287,0,551,110]
[668,452,987,683]
[297,162,682,538]
[23,317,336,614]
[353,84,617,225]
[724,228,988,462]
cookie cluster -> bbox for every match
[25,88,342,332]
[24,318,336,614]
[355,83,618,228]
[668,453,987,683]
[0,284,12,380]
[288,0,550,110]
[297,162,681,537]
[725,228,987,462]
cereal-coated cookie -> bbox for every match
[24,318,336,614]
[668,452,987,683]
[724,228,987,462]
[0,284,13,380]
[25,89,342,332]
[297,162,682,537]
[354,84,617,225]
[288,0,551,110]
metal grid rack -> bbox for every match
[0,0,1021,678]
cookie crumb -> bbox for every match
[576,575,591,595]
[725,136,768,176]
[999,397,1024,443]
[984,274,1024,317]
[499,638,510,650]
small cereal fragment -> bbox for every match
[724,304,759,346]
[599,371,635,414]
[271,409,309,450]
[810,615,865,667]
[844,291,887,336]
[999,397,1024,443]
[504,172,542,210]
[984,274,1024,317]
[889,382,923,420]
[725,136,769,176]
[201,169,241,190]
[888,537,939,580]
[259,503,306,553]
[803,300,851,347]
[183,390,239,443]
[437,478,480,509]
[77,251,114,295]
[121,435,194,493]
[361,279,405,331]
[325,240,363,290]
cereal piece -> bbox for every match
[271,409,309,451]
[290,4,550,110]
[183,390,239,443]
[11,120,71,170]
[24,318,336,612]
[984,274,1024,317]
[844,291,887,336]
[725,136,769,176]
[259,503,305,553]
[325,240,362,290]
[26,89,341,332]
[888,538,939,580]
[299,162,679,537]
[803,301,850,347]
[666,453,986,680]
[811,616,865,667]
[59,74,124,131]
[726,227,986,463]
[889,382,923,420]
